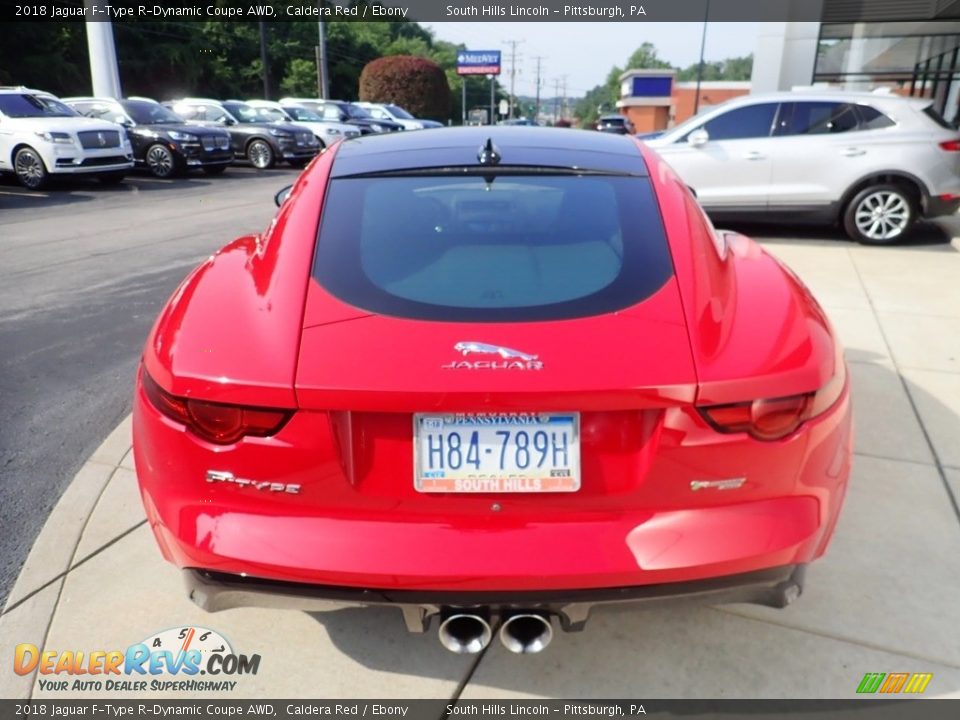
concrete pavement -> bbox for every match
[3,226,960,700]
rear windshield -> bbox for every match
[313,173,673,322]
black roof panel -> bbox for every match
[330,126,648,177]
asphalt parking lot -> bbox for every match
[0,168,301,608]
[1,172,959,700]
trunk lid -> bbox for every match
[295,279,697,412]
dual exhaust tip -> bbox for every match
[438,612,553,654]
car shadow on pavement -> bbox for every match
[0,166,302,210]
[720,219,957,250]
[302,352,960,698]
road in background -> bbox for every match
[0,168,300,606]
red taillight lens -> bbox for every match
[141,369,291,444]
[141,370,190,425]
[699,357,847,441]
[938,139,960,151]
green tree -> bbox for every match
[676,55,753,81]
[281,58,319,97]
[624,42,673,71]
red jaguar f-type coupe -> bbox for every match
[133,127,852,655]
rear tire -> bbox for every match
[246,139,275,169]
[843,183,916,245]
[14,147,49,190]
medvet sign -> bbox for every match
[456,50,502,76]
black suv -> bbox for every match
[595,114,636,134]
[64,97,233,178]
[166,99,319,169]
[285,99,404,135]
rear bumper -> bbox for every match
[923,195,960,218]
[185,564,806,632]
[134,368,853,595]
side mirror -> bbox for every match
[115,116,132,127]
[220,117,236,126]
[687,128,709,147]
[274,185,293,207]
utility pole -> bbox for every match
[532,56,545,123]
[316,13,329,99]
[560,75,568,121]
[503,39,524,119]
[258,21,270,99]
[316,18,330,99]
[553,79,561,124]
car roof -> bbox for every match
[717,89,930,108]
[173,98,225,105]
[330,126,648,177]
[0,87,58,98]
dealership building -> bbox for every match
[619,0,960,131]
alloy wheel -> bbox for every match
[146,144,175,178]
[248,140,273,169]
[854,190,910,241]
[15,148,46,190]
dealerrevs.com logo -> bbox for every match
[14,626,260,693]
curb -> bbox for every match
[0,416,134,699]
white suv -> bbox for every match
[0,87,133,190]
[645,90,960,244]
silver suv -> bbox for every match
[645,90,960,244]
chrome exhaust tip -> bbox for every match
[499,613,553,654]
[438,613,493,654]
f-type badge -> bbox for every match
[206,470,301,494]
[443,341,543,370]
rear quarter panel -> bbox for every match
[141,143,341,406]
[638,141,840,405]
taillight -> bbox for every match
[141,369,291,445]
[698,357,847,441]
[938,139,960,151]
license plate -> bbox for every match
[413,413,580,493]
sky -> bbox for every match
[423,22,761,98]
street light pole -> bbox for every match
[259,21,270,99]
[316,11,329,99]
[488,74,495,125]
[693,0,711,116]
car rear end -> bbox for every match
[900,99,960,217]
[133,130,851,651]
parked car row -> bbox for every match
[0,86,442,187]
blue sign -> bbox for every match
[456,50,502,76]
[630,76,673,98]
